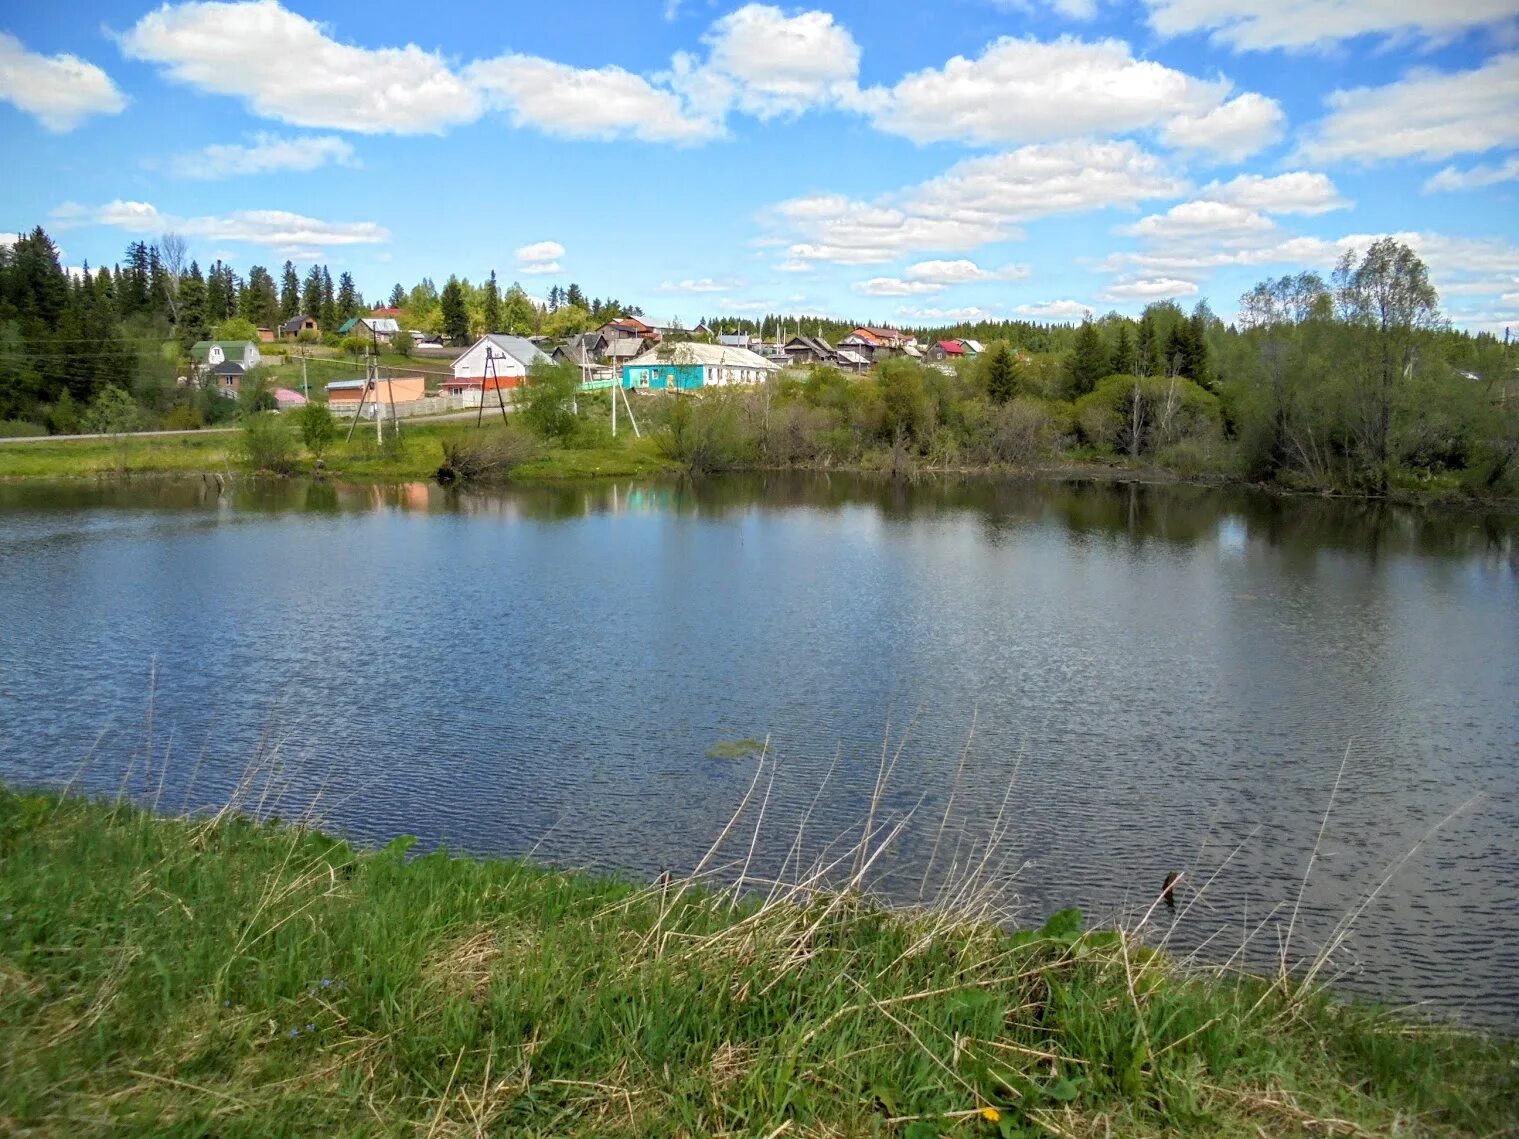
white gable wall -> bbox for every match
[453,339,530,380]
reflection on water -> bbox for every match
[0,473,1515,1027]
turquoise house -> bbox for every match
[620,343,779,391]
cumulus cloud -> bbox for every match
[769,141,1184,268]
[658,278,740,293]
[864,35,1280,160]
[905,259,1031,284]
[687,4,862,119]
[117,1,860,145]
[1202,171,1349,214]
[896,305,1002,321]
[1014,300,1092,320]
[515,240,564,275]
[1099,277,1200,301]
[853,278,947,297]
[468,56,720,144]
[118,1,481,134]
[1141,0,1519,50]
[1423,157,1519,193]
[1158,93,1283,163]
[0,32,126,131]
[167,132,357,178]
[1298,53,1519,163]
[49,199,388,250]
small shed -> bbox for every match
[326,375,426,407]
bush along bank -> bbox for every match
[1,784,1514,1137]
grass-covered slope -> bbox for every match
[0,786,1513,1137]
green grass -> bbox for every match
[0,422,678,484]
[0,433,237,478]
[1,783,1513,1137]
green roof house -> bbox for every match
[189,340,262,371]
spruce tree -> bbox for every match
[1065,319,1109,397]
[1111,323,1137,376]
[983,342,1018,404]
[388,283,405,309]
[337,271,359,320]
[301,266,323,323]
[439,276,469,344]
[280,261,300,319]
[483,270,502,332]
[319,267,336,330]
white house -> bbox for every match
[621,342,779,390]
[450,334,552,391]
[358,317,400,344]
[189,340,262,372]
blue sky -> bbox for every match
[2,0,1516,331]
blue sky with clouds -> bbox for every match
[2,0,1516,331]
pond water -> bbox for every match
[0,474,1515,1027]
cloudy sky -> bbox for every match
[2,0,1516,330]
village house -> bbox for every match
[449,334,551,400]
[960,339,985,358]
[190,340,262,381]
[927,340,966,363]
[835,348,872,374]
[839,326,918,362]
[338,316,401,345]
[621,343,778,391]
[325,375,426,410]
[783,335,838,367]
[599,315,659,344]
[280,315,319,341]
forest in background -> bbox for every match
[2,226,1516,498]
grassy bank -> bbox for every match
[1,785,1513,1137]
[0,422,678,483]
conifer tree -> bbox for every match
[483,270,502,332]
[983,342,1018,404]
[336,272,359,320]
[280,261,300,319]
[319,267,336,329]
[1065,319,1109,397]
[1111,323,1137,376]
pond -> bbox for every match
[0,473,1515,1027]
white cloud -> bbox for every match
[905,259,1031,284]
[1202,171,1349,214]
[468,55,720,144]
[513,241,565,276]
[167,132,357,178]
[1119,200,1277,244]
[118,1,481,134]
[1422,156,1519,193]
[658,278,740,293]
[1099,277,1200,301]
[896,305,1002,321]
[50,199,389,250]
[1298,53,1519,163]
[689,4,862,119]
[1142,0,1519,50]
[117,1,862,146]
[864,35,1278,160]
[854,278,947,297]
[1159,93,1283,162]
[1014,300,1092,320]
[0,32,126,131]
[772,140,1185,267]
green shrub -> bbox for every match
[239,412,298,474]
[0,419,46,438]
[294,400,337,459]
[1075,374,1221,457]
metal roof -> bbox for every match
[625,343,779,369]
